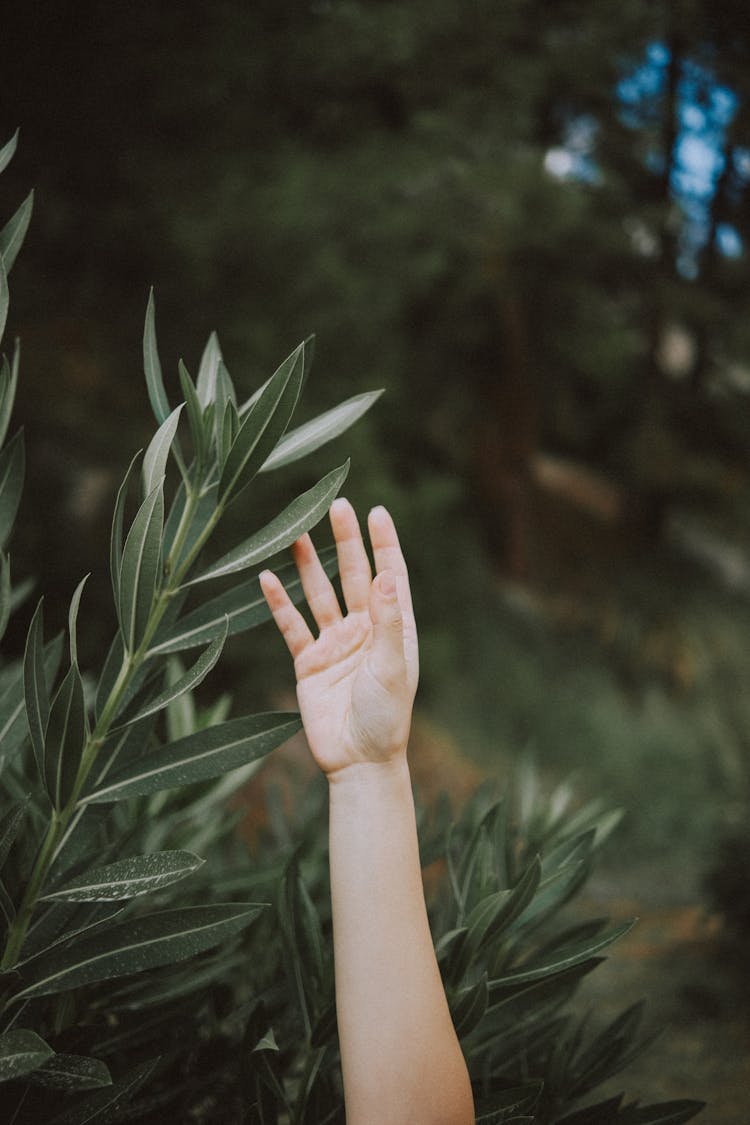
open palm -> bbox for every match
[260,500,419,776]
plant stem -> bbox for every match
[0,479,225,975]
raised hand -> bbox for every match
[259,499,418,777]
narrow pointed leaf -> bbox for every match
[178,361,208,467]
[143,288,170,424]
[85,713,301,802]
[0,342,21,449]
[196,330,222,407]
[116,622,227,728]
[41,850,204,903]
[142,403,183,498]
[0,255,7,341]
[44,662,86,810]
[0,427,25,549]
[68,573,90,668]
[15,903,264,999]
[0,190,34,274]
[261,389,384,472]
[0,552,10,642]
[150,548,337,655]
[0,799,27,871]
[490,919,636,990]
[3,631,63,764]
[118,479,164,652]
[28,1052,112,1091]
[0,1028,54,1081]
[218,342,304,501]
[95,633,126,723]
[190,461,349,585]
[24,598,49,780]
[109,450,141,606]
[47,1057,159,1125]
[0,131,19,175]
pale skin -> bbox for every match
[260,498,475,1125]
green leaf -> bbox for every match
[115,622,227,728]
[163,480,218,575]
[3,630,63,764]
[0,1027,54,1082]
[28,1053,112,1091]
[109,450,142,607]
[449,972,489,1036]
[142,403,184,498]
[95,633,126,723]
[149,547,337,655]
[0,131,19,175]
[0,799,27,872]
[0,190,34,274]
[143,288,170,425]
[44,662,86,811]
[0,552,11,643]
[490,919,635,990]
[118,479,165,653]
[0,255,7,342]
[178,360,208,467]
[41,850,204,903]
[218,342,305,502]
[0,427,25,550]
[261,389,383,472]
[190,461,349,584]
[68,573,90,668]
[24,597,50,781]
[85,713,301,802]
[196,330,222,407]
[0,341,21,449]
[15,903,263,999]
[47,1057,159,1124]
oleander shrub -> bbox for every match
[0,137,704,1123]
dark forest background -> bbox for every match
[3,0,750,886]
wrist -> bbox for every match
[326,750,410,794]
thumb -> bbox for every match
[368,570,406,689]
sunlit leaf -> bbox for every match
[85,712,301,802]
[68,573,90,669]
[261,389,383,472]
[0,131,19,176]
[142,403,183,498]
[190,461,349,584]
[15,903,264,998]
[196,330,222,407]
[0,190,34,274]
[41,850,204,903]
[143,288,170,425]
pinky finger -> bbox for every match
[260,570,314,659]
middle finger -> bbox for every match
[292,532,342,629]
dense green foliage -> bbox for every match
[0,138,706,1122]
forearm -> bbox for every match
[328,756,474,1125]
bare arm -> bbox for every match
[260,499,474,1125]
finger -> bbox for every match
[330,497,372,613]
[291,533,342,628]
[368,569,406,690]
[260,570,314,659]
[367,505,414,621]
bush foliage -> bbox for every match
[0,138,704,1123]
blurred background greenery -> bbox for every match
[2,0,750,888]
